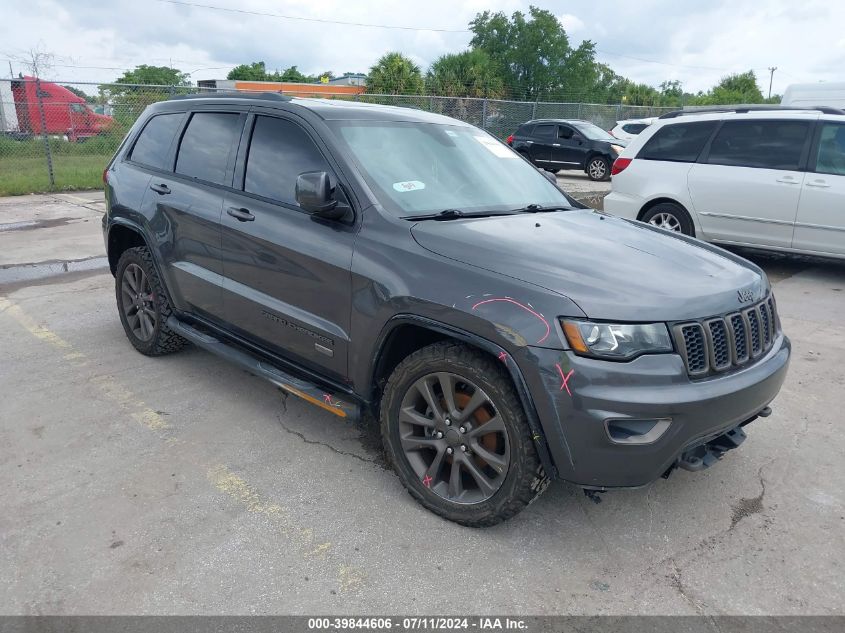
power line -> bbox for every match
[154,0,471,33]
[596,49,768,73]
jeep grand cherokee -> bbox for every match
[103,93,790,526]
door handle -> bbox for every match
[227,207,255,222]
[775,177,799,184]
[552,143,561,147]
[805,180,831,188]
[149,183,171,195]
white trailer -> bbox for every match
[0,79,22,134]
[781,82,845,109]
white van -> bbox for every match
[604,106,845,260]
[782,83,845,109]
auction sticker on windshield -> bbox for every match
[474,135,516,158]
[393,180,426,192]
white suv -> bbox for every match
[609,117,656,141]
[604,107,845,259]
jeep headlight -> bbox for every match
[610,144,624,154]
[561,320,673,359]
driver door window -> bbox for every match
[244,116,332,207]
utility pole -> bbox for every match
[768,66,777,100]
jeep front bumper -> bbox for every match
[521,333,790,487]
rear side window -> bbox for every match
[557,125,575,139]
[516,123,534,136]
[244,116,331,204]
[814,122,845,176]
[707,120,810,171]
[638,121,717,163]
[533,124,554,139]
[175,112,242,185]
[129,113,183,170]
[622,123,647,134]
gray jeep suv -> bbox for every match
[103,93,790,526]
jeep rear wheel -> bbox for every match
[381,342,548,527]
[115,246,186,356]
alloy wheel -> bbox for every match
[398,372,510,504]
[120,263,157,341]
[588,159,607,179]
[648,212,682,232]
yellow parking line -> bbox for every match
[1,294,365,593]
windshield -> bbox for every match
[574,122,617,141]
[329,121,570,217]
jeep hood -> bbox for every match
[410,209,766,322]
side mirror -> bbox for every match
[541,170,557,185]
[295,171,345,219]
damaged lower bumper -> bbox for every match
[521,333,790,488]
[672,405,771,475]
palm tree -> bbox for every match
[366,52,425,95]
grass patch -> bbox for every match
[0,133,125,195]
[0,153,110,196]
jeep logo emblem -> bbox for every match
[737,288,755,303]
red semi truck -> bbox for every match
[0,77,114,141]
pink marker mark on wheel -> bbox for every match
[323,394,333,405]
[422,475,433,488]
[555,363,574,397]
[498,351,508,363]
[471,297,550,344]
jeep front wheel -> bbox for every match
[380,342,548,527]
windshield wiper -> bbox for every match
[511,203,574,213]
[404,209,514,221]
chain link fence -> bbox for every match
[0,78,675,195]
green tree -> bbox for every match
[689,71,764,105]
[425,50,504,98]
[227,61,269,81]
[102,65,191,125]
[621,82,661,106]
[275,65,312,83]
[469,6,595,100]
[366,52,424,95]
[113,65,190,86]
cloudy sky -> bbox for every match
[1,0,843,95]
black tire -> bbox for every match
[586,155,610,181]
[380,341,549,527]
[115,246,187,356]
[640,202,695,236]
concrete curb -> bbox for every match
[0,256,109,285]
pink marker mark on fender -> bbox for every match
[498,351,508,363]
[422,475,433,488]
[471,297,550,344]
[555,363,574,397]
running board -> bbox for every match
[166,317,360,421]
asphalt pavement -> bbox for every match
[0,188,843,615]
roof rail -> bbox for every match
[659,105,845,119]
[168,91,293,102]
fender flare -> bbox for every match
[107,218,178,311]
[370,314,558,478]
